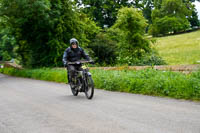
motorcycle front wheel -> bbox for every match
[70,81,79,96]
[84,75,94,99]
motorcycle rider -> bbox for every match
[62,38,90,84]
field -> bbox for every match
[156,30,200,65]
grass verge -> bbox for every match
[1,67,200,101]
[0,68,68,83]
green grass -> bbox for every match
[1,68,200,101]
[92,69,200,100]
[0,68,68,83]
[156,30,200,65]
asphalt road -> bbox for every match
[0,73,200,133]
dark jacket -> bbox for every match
[62,47,89,64]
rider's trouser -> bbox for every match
[67,64,81,82]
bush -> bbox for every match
[111,7,152,64]
[116,48,166,66]
[136,51,167,66]
[88,32,118,65]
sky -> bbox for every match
[194,1,200,19]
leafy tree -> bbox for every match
[0,0,100,67]
[142,0,154,24]
[0,0,59,67]
[111,7,151,65]
[0,8,17,61]
[0,27,16,61]
[187,2,200,28]
[75,12,101,48]
[150,16,190,36]
[150,0,191,36]
[74,0,131,28]
[87,32,117,65]
[154,0,163,9]
[74,0,156,28]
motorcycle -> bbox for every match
[67,60,94,99]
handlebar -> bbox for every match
[67,60,94,65]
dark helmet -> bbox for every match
[70,38,79,46]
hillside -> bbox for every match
[156,30,200,65]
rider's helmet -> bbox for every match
[70,38,79,46]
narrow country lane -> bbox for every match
[0,74,200,133]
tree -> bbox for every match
[0,0,61,67]
[154,0,163,9]
[150,0,191,36]
[0,27,16,61]
[188,9,200,28]
[0,0,100,67]
[0,2,17,61]
[187,2,200,28]
[142,0,154,24]
[111,7,151,65]
[74,0,131,28]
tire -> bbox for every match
[70,82,79,96]
[84,75,94,99]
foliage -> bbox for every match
[87,32,117,65]
[133,49,167,66]
[74,0,158,28]
[142,0,154,24]
[1,0,198,67]
[150,0,191,36]
[150,16,190,36]
[185,0,200,28]
[74,0,132,28]
[115,48,166,66]
[1,67,200,101]
[85,6,164,66]
[188,8,200,28]
[93,69,200,100]
[75,12,101,48]
[111,7,152,65]
[0,17,17,61]
[0,0,100,68]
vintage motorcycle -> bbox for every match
[67,60,94,99]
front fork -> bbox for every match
[83,71,92,91]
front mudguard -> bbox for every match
[87,72,92,76]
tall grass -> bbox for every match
[1,68,200,100]
[156,30,200,65]
[92,69,200,100]
[0,68,68,83]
